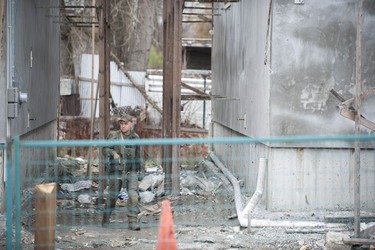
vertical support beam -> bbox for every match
[14,136,21,250]
[162,0,183,195]
[98,0,110,140]
[87,0,96,179]
[98,0,110,199]
[354,0,363,238]
[6,142,13,250]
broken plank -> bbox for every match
[343,238,375,246]
[340,108,375,131]
[181,81,208,96]
[324,213,375,223]
[285,227,347,234]
[34,183,57,250]
[110,52,162,114]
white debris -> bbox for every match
[60,180,92,192]
[77,194,92,204]
[139,191,155,203]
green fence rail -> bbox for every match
[4,135,375,249]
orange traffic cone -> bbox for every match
[156,200,177,250]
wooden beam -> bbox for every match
[181,95,211,101]
[324,213,375,223]
[98,0,110,140]
[162,0,183,195]
[34,183,56,250]
[181,81,208,96]
[110,53,163,114]
[329,89,375,131]
[98,0,110,201]
[343,238,375,246]
[340,109,375,132]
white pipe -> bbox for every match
[210,152,266,227]
[240,158,267,219]
[209,152,347,229]
[209,152,243,220]
[250,219,346,229]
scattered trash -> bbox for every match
[145,165,162,174]
[232,226,241,233]
[118,188,129,201]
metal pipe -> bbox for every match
[202,75,207,129]
[354,0,364,238]
[210,152,347,229]
[240,158,267,219]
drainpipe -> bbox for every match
[240,158,267,219]
[202,74,207,129]
[209,152,347,229]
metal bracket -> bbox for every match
[7,87,28,119]
[7,103,18,119]
[7,88,19,103]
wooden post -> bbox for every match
[87,0,96,179]
[34,183,56,250]
[162,0,183,195]
[354,0,363,238]
[98,0,110,200]
[98,0,110,140]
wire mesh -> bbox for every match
[4,135,375,249]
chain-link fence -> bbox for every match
[4,135,375,249]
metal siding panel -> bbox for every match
[212,1,270,138]
[268,148,375,211]
[146,74,212,129]
[11,0,60,136]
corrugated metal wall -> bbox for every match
[79,54,146,118]
[212,0,270,138]
[11,0,60,136]
[146,73,212,129]
[0,0,60,212]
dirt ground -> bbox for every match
[2,191,357,250]
[0,158,369,249]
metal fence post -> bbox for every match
[14,136,21,250]
[6,143,12,250]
